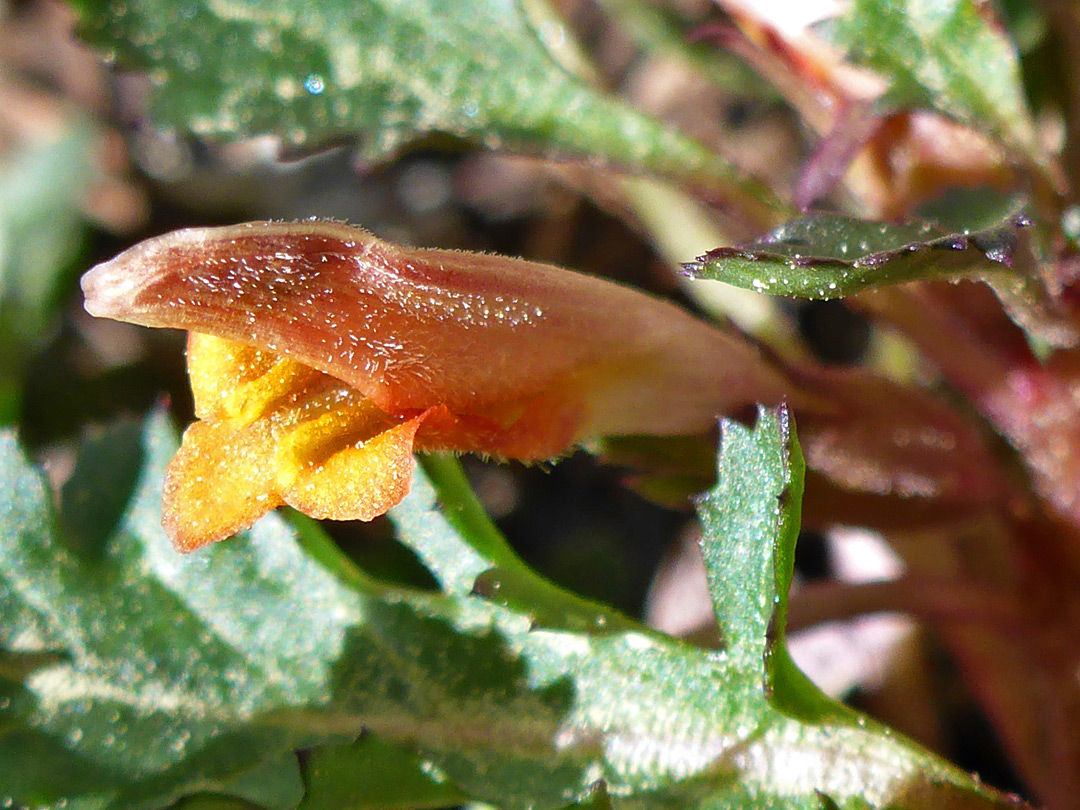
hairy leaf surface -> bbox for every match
[689,204,1028,298]
[0,411,1024,809]
[71,0,784,224]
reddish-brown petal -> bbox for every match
[794,367,1010,507]
[81,220,791,444]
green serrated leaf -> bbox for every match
[0,413,746,809]
[700,406,837,723]
[821,0,1050,173]
[690,406,1030,809]
[698,406,801,674]
[391,454,639,636]
[71,0,787,226]
[0,416,330,809]
[690,195,1080,347]
[688,203,1028,299]
[0,411,1028,810]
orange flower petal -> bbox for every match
[163,417,283,552]
[165,333,430,550]
[275,402,427,522]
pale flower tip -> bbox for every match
[81,252,147,320]
[80,226,213,324]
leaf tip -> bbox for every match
[679,260,704,277]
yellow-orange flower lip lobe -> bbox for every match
[82,220,790,550]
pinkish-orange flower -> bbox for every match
[81,220,789,551]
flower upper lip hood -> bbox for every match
[81,220,791,440]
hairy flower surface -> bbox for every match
[82,220,790,551]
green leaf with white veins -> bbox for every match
[1,407,1029,809]
[69,0,786,227]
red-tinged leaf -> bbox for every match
[824,0,1055,179]
[798,471,998,534]
[859,281,1080,532]
[794,366,1010,507]
[709,3,1026,216]
[933,516,1080,810]
[601,362,1012,534]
